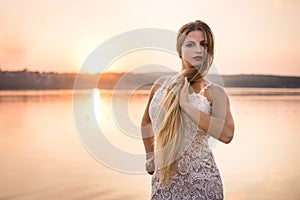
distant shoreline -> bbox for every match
[0,69,299,90]
[1,69,299,77]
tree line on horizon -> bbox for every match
[0,70,299,90]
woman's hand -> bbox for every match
[145,155,155,175]
[179,77,190,108]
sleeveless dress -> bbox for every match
[149,76,224,200]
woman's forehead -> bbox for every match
[185,30,206,42]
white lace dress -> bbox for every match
[149,76,224,200]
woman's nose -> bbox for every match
[195,44,203,53]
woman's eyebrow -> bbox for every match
[184,40,207,44]
[184,40,196,44]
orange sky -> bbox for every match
[0,0,299,75]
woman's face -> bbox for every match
[181,30,207,69]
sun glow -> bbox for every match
[93,88,101,125]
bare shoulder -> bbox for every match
[154,75,171,86]
[209,82,227,93]
[206,82,229,103]
[151,75,171,93]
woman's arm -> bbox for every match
[141,90,155,158]
[141,76,169,174]
[180,78,235,144]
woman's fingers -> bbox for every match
[145,157,155,175]
[179,77,190,107]
[183,77,190,93]
[180,77,188,92]
[183,77,188,89]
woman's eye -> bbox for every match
[201,43,208,47]
[186,43,194,47]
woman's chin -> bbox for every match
[192,64,202,70]
[190,61,203,67]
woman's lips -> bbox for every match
[193,56,203,60]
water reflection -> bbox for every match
[93,89,101,125]
[0,89,299,199]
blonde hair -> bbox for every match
[155,20,215,186]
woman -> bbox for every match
[141,20,235,199]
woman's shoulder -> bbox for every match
[151,75,172,89]
[149,75,172,95]
[208,81,225,91]
[206,79,226,92]
[154,75,172,85]
[206,80,229,101]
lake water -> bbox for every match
[0,88,299,200]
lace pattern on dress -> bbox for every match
[149,76,224,200]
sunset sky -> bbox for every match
[0,0,299,75]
